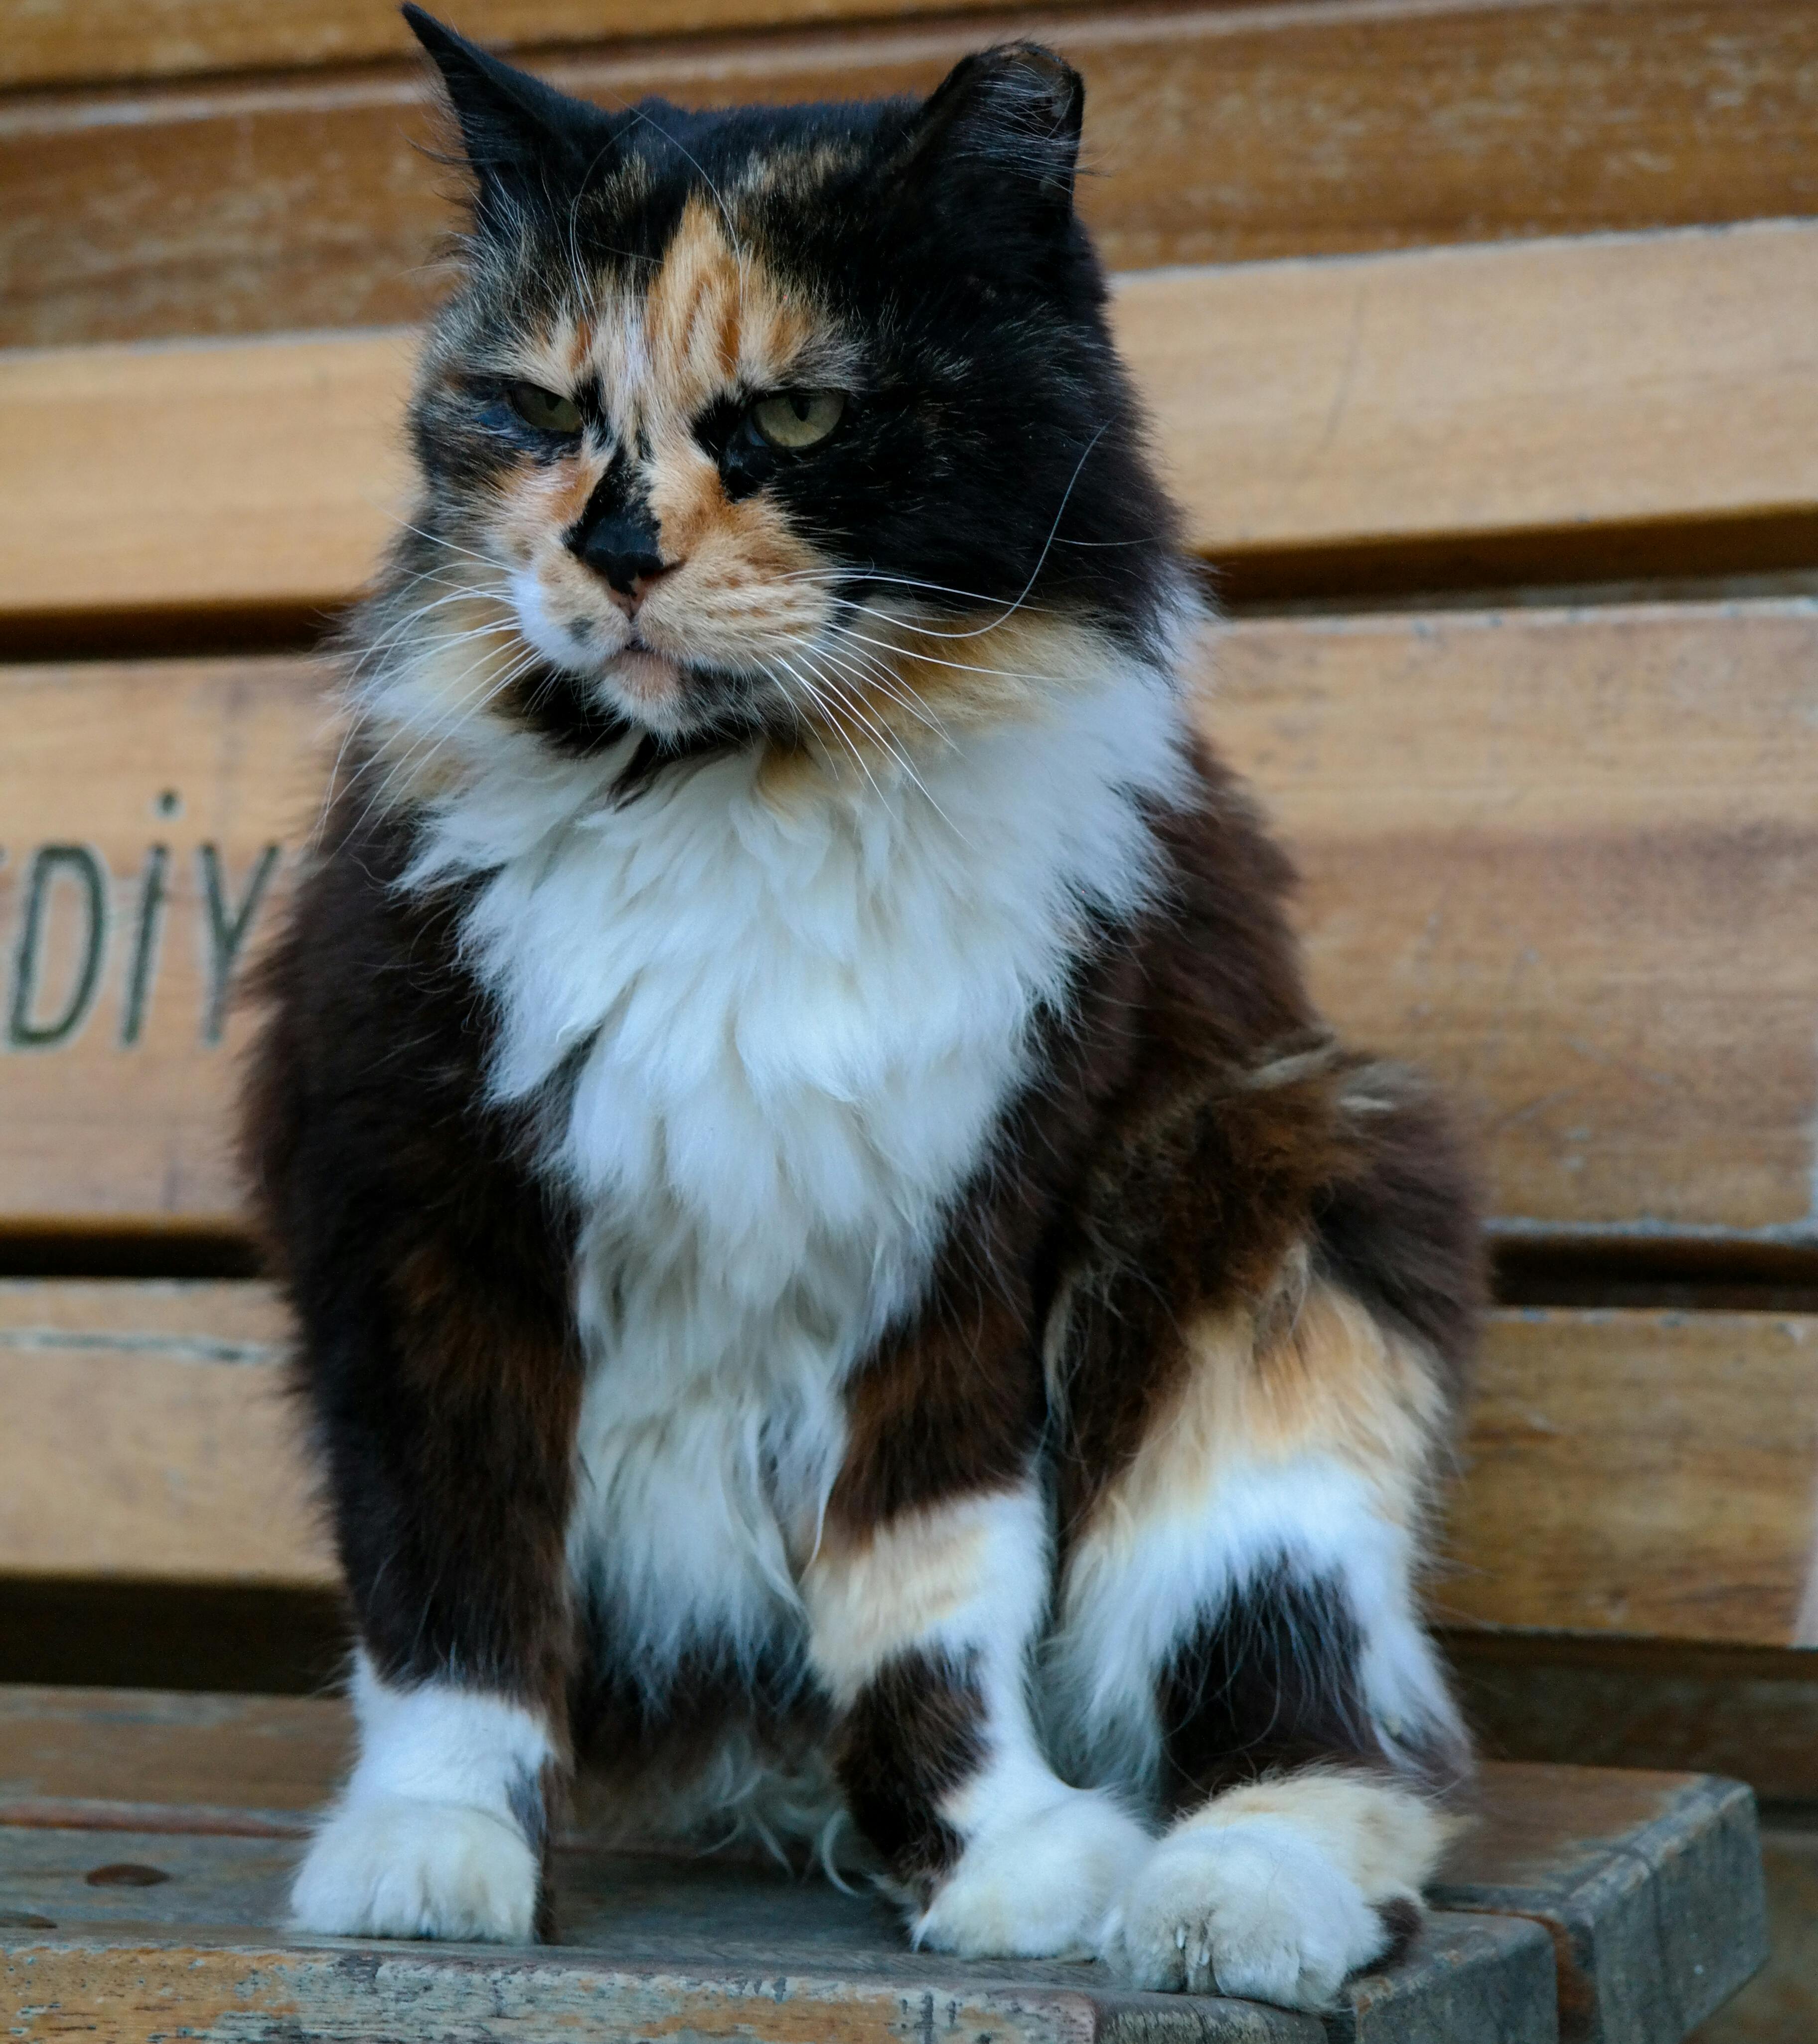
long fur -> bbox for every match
[245,15,1483,2012]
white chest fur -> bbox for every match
[409,658,1188,1687]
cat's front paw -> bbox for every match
[292,1794,538,1941]
[913,1790,1150,1960]
[1103,1818,1390,2008]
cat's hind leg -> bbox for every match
[1049,1061,1479,2007]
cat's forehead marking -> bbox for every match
[580,196,823,440]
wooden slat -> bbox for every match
[1210,600,1818,1235]
[1442,1311,1818,1647]
[4,605,1815,1238]
[5,222,1817,633]
[0,1723,1766,2044]
[0,659,323,1230]
[4,0,1816,348]
[0,0,999,91]
[5,1286,1815,1649]
[1448,1634,1818,1802]
[0,335,416,627]
[0,1282,325,1585]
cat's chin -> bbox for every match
[601,646,687,720]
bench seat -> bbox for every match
[0,1686,1769,2044]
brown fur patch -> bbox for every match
[835,1648,986,1902]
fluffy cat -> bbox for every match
[244,8,1482,2009]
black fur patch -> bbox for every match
[1157,1567,1388,1811]
[836,1650,987,1897]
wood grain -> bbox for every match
[0,0,1015,91]
[0,659,324,1231]
[3,0,1816,347]
[0,1282,324,1584]
[2,601,1814,1237]
[0,1685,349,1812]
[1444,1311,1818,1648]
[5,1285,1816,1649]
[0,1749,1756,2044]
[1209,600,1818,1235]
[6,222,1817,632]
[0,335,416,626]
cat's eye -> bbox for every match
[508,381,583,435]
[750,389,845,451]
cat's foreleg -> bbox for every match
[807,1322,1151,1959]
[279,1199,583,1942]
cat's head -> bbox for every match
[376,7,1185,777]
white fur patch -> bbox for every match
[292,1656,552,1940]
[292,1797,539,1941]
[402,652,1188,1714]
[1049,1452,1462,1797]
[1105,1815,1384,2007]
[915,1787,1152,1960]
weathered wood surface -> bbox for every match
[1441,1313,1818,1646]
[4,0,1816,345]
[0,660,323,1231]
[0,0,993,90]
[1449,1635,1818,1805]
[8,222,1818,630]
[4,1287,1817,1649]
[1432,1767,1767,2044]
[4,602,1815,1238]
[1213,601,1818,1237]
[0,1282,317,1585]
[7,223,1816,634]
[0,1710,1766,2044]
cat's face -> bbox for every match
[387,10,1181,766]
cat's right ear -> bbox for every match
[403,7,616,232]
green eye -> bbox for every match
[507,381,583,434]
[750,389,846,451]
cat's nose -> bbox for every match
[572,509,671,605]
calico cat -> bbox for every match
[244,7,1482,2010]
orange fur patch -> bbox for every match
[1083,1266,1449,1553]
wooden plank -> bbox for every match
[0,659,324,1231]
[4,1287,1816,1649]
[1448,1634,1818,1803]
[5,602,1815,1237]
[5,223,1818,632]
[1132,224,1818,586]
[1441,1312,1818,1647]
[0,336,416,627]
[4,0,1817,349]
[1432,1767,1767,2044]
[1209,600,1818,1235]
[0,1897,1326,2044]
[0,0,1007,92]
[0,1282,325,1586]
[0,1699,1778,2039]
[0,1686,348,1815]
[0,1746,1758,2044]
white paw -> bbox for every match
[291,1794,538,1941]
[1104,1817,1388,2008]
[914,1790,1151,1960]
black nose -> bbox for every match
[572,509,666,595]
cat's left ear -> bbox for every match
[404,6,618,232]
[892,44,1085,239]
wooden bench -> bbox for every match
[2,0,1813,2035]
[0,1686,1771,2043]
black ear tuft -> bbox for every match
[896,44,1085,234]
[403,6,618,230]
